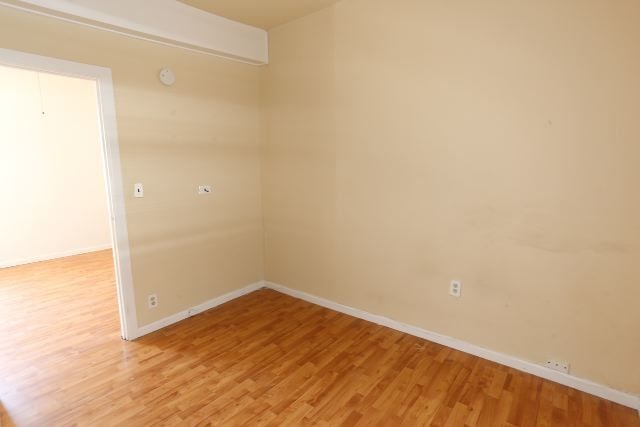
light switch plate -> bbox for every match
[134,183,144,198]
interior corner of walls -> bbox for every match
[264,40,269,65]
[132,281,265,339]
[260,281,640,410]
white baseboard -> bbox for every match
[125,279,638,410]
[0,244,112,269]
[132,281,264,340]
[263,281,640,411]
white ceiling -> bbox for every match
[178,0,341,30]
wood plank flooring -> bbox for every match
[0,251,638,426]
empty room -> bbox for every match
[0,0,638,426]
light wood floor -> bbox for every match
[0,251,637,426]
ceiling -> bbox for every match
[178,0,341,30]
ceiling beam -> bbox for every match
[0,0,269,65]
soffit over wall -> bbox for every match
[0,0,269,64]
[179,0,341,30]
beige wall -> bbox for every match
[263,0,640,394]
[2,0,638,397]
[0,66,111,268]
[0,5,264,327]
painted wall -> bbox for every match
[0,66,111,268]
[3,0,638,398]
[263,0,640,395]
[0,5,264,327]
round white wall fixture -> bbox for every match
[159,68,176,86]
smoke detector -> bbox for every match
[159,68,176,86]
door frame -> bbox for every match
[0,48,138,340]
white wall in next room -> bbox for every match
[0,65,111,268]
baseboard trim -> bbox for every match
[0,244,112,269]
[263,281,640,410]
[126,279,638,410]
[132,281,264,340]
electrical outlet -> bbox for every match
[449,280,462,297]
[148,294,158,309]
[545,360,570,374]
[198,185,212,195]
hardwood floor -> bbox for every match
[0,252,637,426]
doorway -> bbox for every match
[0,49,137,340]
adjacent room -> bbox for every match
[0,63,124,421]
[0,0,638,425]
[0,65,113,270]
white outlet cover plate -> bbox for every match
[449,280,462,297]
[148,294,158,308]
